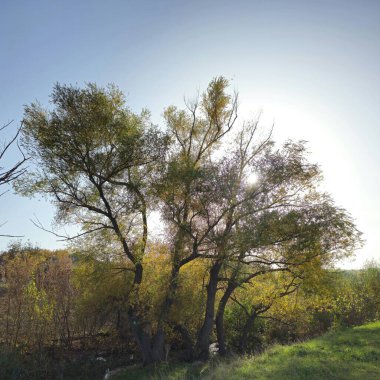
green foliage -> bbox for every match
[0,240,377,377]
[24,278,54,320]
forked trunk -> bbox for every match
[127,305,167,365]
[127,308,154,365]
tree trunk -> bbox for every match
[195,261,222,360]
[129,214,194,364]
[215,282,236,356]
[127,310,167,365]
[138,263,181,364]
[127,307,155,365]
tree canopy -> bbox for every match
[16,77,362,364]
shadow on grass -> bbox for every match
[112,322,380,380]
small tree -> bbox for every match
[0,121,28,237]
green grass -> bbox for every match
[111,321,380,380]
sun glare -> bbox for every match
[246,172,259,186]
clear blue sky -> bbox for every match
[1,0,379,268]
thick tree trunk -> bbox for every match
[129,209,194,365]
[126,311,167,365]
[127,307,155,365]
[141,264,181,364]
[127,313,167,365]
[215,282,236,356]
[125,265,165,365]
[195,261,222,360]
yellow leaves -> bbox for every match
[24,278,54,321]
[202,76,231,123]
[164,106,190,134]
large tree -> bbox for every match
[18,83,168,364]
[19,78,361,364]
[156,79,361,359]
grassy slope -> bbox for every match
[112,321,380,380]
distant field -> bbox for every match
[111,321,380,380]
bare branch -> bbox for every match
[30,215,110,241]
